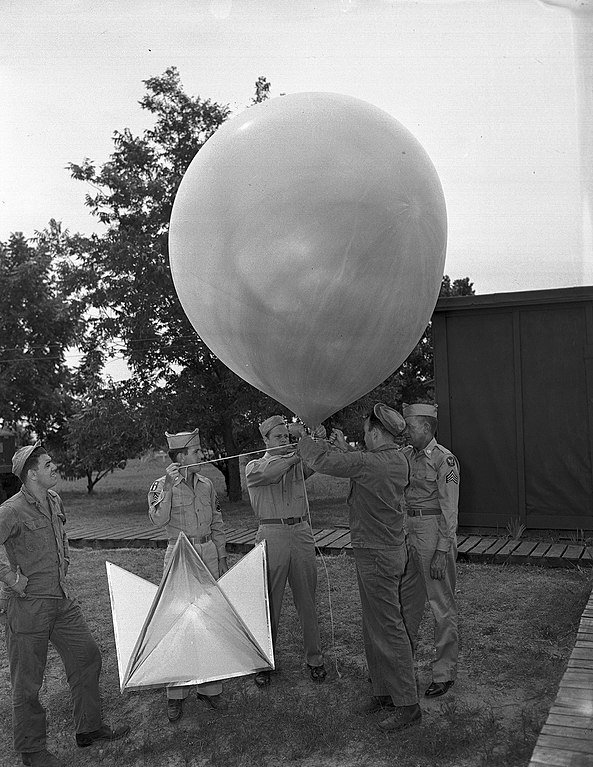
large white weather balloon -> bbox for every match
[169,92,447,425]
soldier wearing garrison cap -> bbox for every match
[0,442,129,766]
[400,402,460,699]
[148,428,228,722]
[298,404,421,733]
[245,415,326,687]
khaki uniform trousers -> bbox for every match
[401,515,459,682]
[6,596,102,754]
[255,520,323,667]
[353,546,418,706]
[163,539,223,699]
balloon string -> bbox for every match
[300,458,341,680]
[181,444,287,469]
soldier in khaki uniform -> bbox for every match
[400,403,460,698]
[148,429,228,722]
[245,416,326,687]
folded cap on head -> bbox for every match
[259,415,285,439]
[402,403,438,419]
[373,404,406,437]
[165,429,200,450]
[12,441,42,477]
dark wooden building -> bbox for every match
[432,286,593,532]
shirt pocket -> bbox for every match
[22,518,50,552]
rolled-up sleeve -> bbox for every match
[436,457,460,552]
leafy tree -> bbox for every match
[0,222,84,438]
[68,69,276,501]
[49,378,153,494]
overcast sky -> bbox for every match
[1,0,591,301]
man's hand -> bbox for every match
[10,566,28,597]
[430,551,447,580]
[288,423,306,442]
[218,557,229,576]
[311,424,327,440]
[164,462,183,488]
[329,428,349,452]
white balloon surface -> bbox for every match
[169,92,447,425]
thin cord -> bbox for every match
[300,458,341,679]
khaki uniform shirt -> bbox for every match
[401,438,460,552]
[298,437,409,549]
[0,486,70,598]
[245,453,311,520]
[148,473,226,560]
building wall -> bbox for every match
[433,287,593,531]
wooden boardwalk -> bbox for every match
[65,521,593,568]
[529,585,593,766]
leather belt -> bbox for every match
[259,516,305,526]
[168,533,212,544]
[406,508,441,517]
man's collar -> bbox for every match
[414,437,438,457]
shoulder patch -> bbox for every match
[445,470,459,484]
[446,456,456,467]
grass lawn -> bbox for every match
[0,459,591,766]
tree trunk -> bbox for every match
[221,413,242,501]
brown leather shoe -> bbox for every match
[76,723,130,747]
[167,698,184,722]
[425,680,454,698]
[196,692,229,711]
[377,704,422,732]
[21,751,61,767]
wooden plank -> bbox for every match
[480,537,509,558]
[536,735,593,754]
[456,534,468,548]
[541,724,593,741]
[313,528,337,545]
[563,545,586,563]
[567,659,593,670]
[457,535,482,555]
[545,712,593,730]
[315,529,351,548]
[570,648,593,660]
[225,528,257,543]
[492,538,522,563]
[531,753,593,767]
[228,530,257,545]
[464,537,499,560]
[324,532,352,551]
[543,544,568,566]
[530,541,553,559]
[507,540,540,563]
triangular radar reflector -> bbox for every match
[107,533,273,692]
[106,562,158,691]
[218,541,274,666]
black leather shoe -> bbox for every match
[196,692,229,711]
[425,680,454,697]
[308,664,327,682]
[167,698,184,722]
[76,723,130,748]
[254,670,271,687]
[22,751,61,767]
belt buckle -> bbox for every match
[285,517,295,525]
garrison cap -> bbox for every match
[259,415,285,439]
[165,429,200,450]
[12,441,42,477]
[373,403,406,437]
[402,403,438,419]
